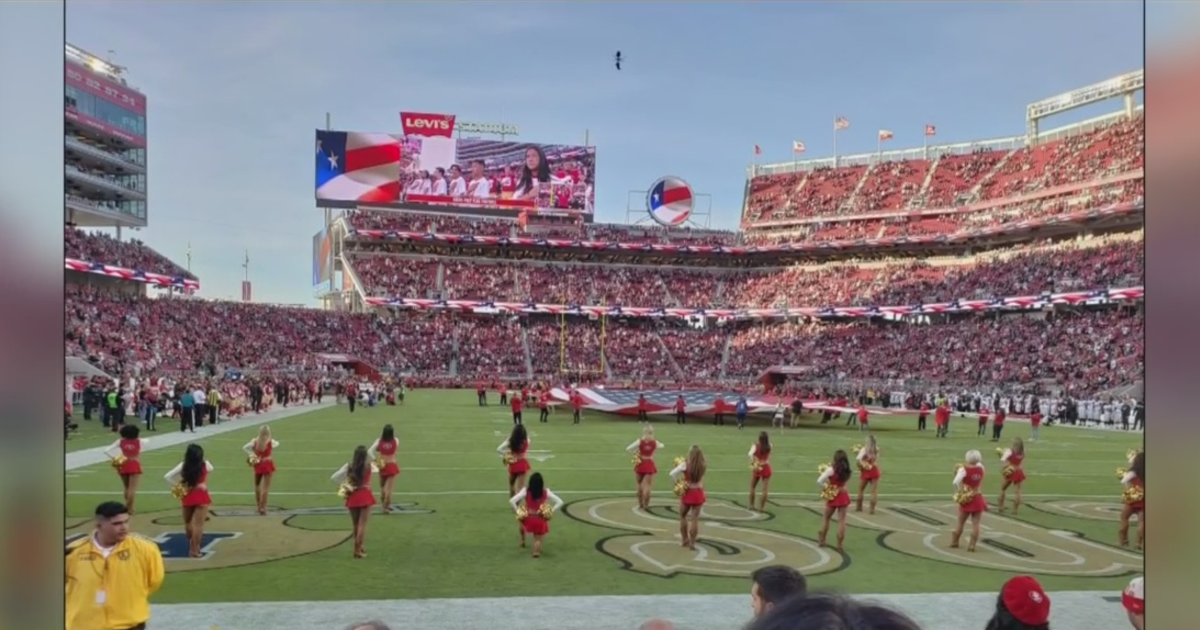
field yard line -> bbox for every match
[64,402,334,471]
[208,450,1133,464]
[66,489,1120,498]
[144,590,1125,630]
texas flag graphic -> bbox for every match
[647,177,694,227]
[315,130,401,203]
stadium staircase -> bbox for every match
[652,331,685,381]
[968,148,1019,203]
[448,327,459,377]
[660,277,681,308]
[519,326,534,379]
[718,336,733,380]
[840,164,874,213]
[906,155,942,210]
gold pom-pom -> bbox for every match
[1001,464,1016,478]
[631,453,643,466]
[995,447,1005,458]
[538,503,554,521]
[818,463,831,474]
[1116,467,1129,479]
[515,505,529,521]
[954,462,965,474]
[851,444,863,454]
[337,482,355,499]
[169,483,187,500]
[750,459,764,472]
[673,479,688,497]
[819,483,839,502]
[372,456,384,470]
[503,453,517,466]
[1126,449,1139,462]
[247,455,261,467]
[673,456,686,468]
[1122,485,1144,505]
[953,487,979,506]
[857,460,875,472]
[110,455,127,470]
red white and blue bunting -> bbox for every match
[65,258,201,291]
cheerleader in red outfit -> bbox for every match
[508,472,564,557]
[748,431,773,512]
[816,450,852,550]
[331,445,379,558]
[669,445,707,550]
[164,444,214,558]
[242,425,279,515]
[996,437,1026,514]
[497,423,531,497]
[626,424,664,510]
[104,424,148,514]
[951,450,987,552]
[855,434,882,514]
[1118,450,1145,550]
[368,424,401,513]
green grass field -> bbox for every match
[65,392,1144,604]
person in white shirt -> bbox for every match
[192,387,207,427]
[508,472,563,558]
[405,171,430,194]
[447,164,468,197]
[466,160,493,199]
[415,174,433,195]
[431,167,448,196]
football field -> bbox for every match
[65,391,1144,628]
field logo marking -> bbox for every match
[564,496,844,579]
[1026,501,1124,522]
[771,499,1142,577]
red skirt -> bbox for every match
[508,459,530,476]
[522,514,549,536]
[634,460,658,475]
[345,487,376,509]
[1004,468,1026,484]
[826,489,851,509]
[380,462,400,478]
[182,488,212,508]
[117,459,142,476]
[754,463,773,480]
[860,466,881,482]
[959,494,988,514]
[1128,500,1145,512]
[253,459,276,476]
[682,487,706,506]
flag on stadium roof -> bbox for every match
[925,124,937,136]
[879,130,894,141]
[792,141,806,154]
[315,130,401,203]
[834,117,850,130]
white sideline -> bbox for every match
[148,591,1126,630]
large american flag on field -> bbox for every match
[315,130,401,203]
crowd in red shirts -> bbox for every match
[65,227,195,280]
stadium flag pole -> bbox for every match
[186,241,192,273]
[325,112,335,297]
[832,118,838,168]
[559,311,566,375]
[600,313,607,376]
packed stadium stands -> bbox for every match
[66,113,1144,399]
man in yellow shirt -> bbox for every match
[66,501,165,630]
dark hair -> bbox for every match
[342,622,392,630]
[832,450,852,483]
[1130,451,1144,481]
[747,593,922,630]
[119,424,139,439]
[181,444,205,486]
[985,594,1049,630]
[94,501,129,519]
[527,472,546,500]
[517,145,550,194]
[348,445,369,487]
[757,431,772,456]
[509,423,527,452]
[751,565,807,605]
[381,424,394,442]
[470,159,486,168]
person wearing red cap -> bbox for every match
[1121,576,1144,630]
[986,575,1051,630]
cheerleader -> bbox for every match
[855,435,881,514]
[996,437,1027,514]
[816,450,852,550]
[497,423,531,497]
[748,431,773,512]
[163,444,214,558]
[625,425,664,510]
[241,425,279,515]
[368,424,401,513]
[1118,450,1145,550]
[508,471,564,557]
[669,445,707,550]
[103,425,148,514]
[951,450,987,552]
[331,445,379,558]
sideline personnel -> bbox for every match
[66,501,165,630]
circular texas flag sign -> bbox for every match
[646,176,694,227]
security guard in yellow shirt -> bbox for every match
[66,501,165,630]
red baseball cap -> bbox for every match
[1002,575,1051,626]
[1122,577,1144,614]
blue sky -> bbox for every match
[41,3,1173,302]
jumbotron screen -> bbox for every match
[315,112,595,214]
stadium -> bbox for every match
[65,38,1144,630]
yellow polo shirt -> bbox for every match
[65,533,165,630]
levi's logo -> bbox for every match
[400,112,456,137]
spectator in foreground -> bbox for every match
[750,565,809,619]
[746,592,923,630]
[1121,577,1143,630]
[639,619,676,630]
[984,575,1051,630]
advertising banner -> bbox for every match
[65,63,146,115]
[314,112,595,213]
[312,229,332,287]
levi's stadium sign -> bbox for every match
[458,121,520,136]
